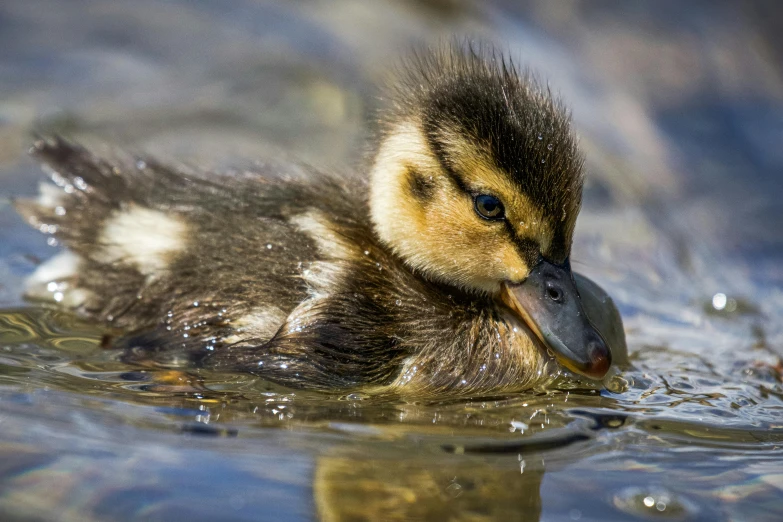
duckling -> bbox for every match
[15,43,625,394]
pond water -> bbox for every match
[1,1,783,520]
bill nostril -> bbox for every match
[546,286,562,302]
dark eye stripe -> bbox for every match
[508,232,541,269]
[474,194,505,220]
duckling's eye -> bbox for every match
[474,194,505,220]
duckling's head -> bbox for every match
[370,43,611,379]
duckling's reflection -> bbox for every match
[314,449,544,521]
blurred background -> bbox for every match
[1,0,782,316]
[0,1,782,521]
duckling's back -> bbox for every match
[16,138,379,372]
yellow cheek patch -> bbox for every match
[416,185,532,291]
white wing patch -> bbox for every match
[289,209,354,260]
[289,208,352,297]
[223,306,287,344]
[35,182,66,209]
[300,261,344,299]
[28,250,80,284]
[25,251,94,307]
[95,205,187,276]
[285,209,354,328]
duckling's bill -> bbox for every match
[500,259,611,379]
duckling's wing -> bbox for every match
[16,137,329,356]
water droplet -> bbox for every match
[54,206,66,216]
[613,486,699,519]
[510,420,528,432]
[136,160,147,170]
[266,244,273,250]
[363,250,370,256]
[537,134,543,140]
[711,292,728,311]
[547,143,553,151]
[605,374,629,394]
[46,237,58,247]
[46,282,58,292]
[541,159,546,164]
[193,301,199,307]
[48,168,66,187]
[53,291,64,302]
[395,299,401,306]
[445,481,463,498]
[73,177,87,191]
